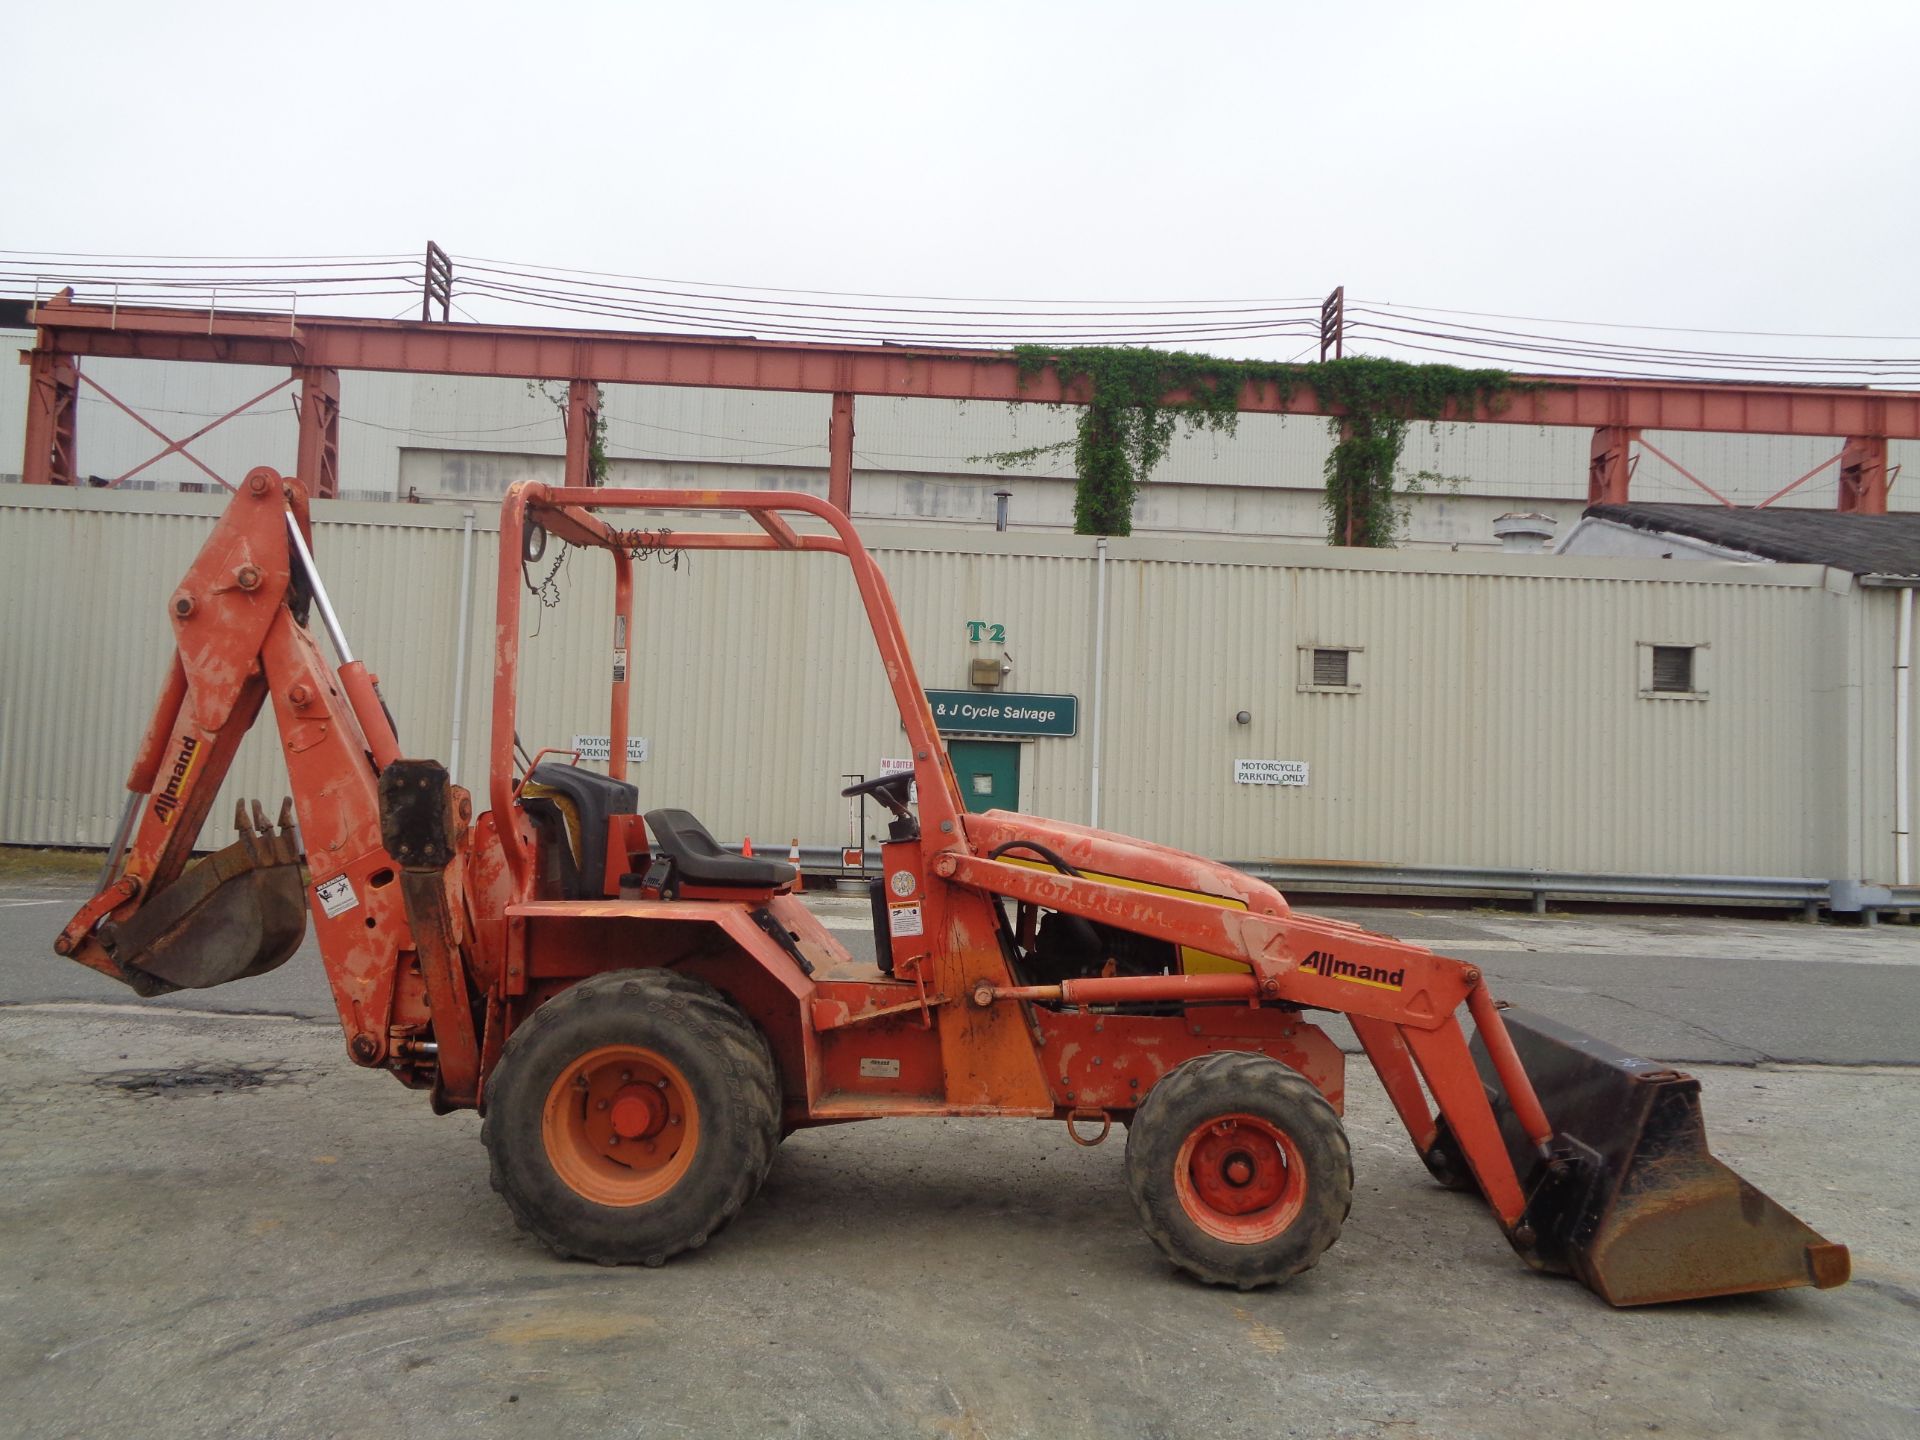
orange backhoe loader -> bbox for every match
[55,469,1849,1304]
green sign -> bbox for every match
[926,690,1078,738]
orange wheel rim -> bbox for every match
[541,1044,700,1206]
[1173,1113,1307,1244]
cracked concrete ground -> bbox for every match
[4,866,1918,1438]
[1,1007,1913,1440]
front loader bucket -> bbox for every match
[1467,1007,1849,1306]
[97,800,308,997]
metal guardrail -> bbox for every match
[1230,861,1830,914]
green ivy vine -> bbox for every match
[986,347,1529,543]
[527,380,611,484]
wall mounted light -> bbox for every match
[970,657,1007,688]
[1234,710,1252,726]
[993,490,1012,532]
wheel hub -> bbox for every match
[1189,1120,1288,1216]
[610,1084,667,1140]
[1173,1112,1308,1243]
[541,1045,699,1206]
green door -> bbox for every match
[947,740,1021,814]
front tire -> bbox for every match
[1125,1051,1352,1290]
[482,968,780,1266]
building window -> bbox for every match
[1639,641,1707,700]
[1650,646,1693,693]
[1298,645,1363,694]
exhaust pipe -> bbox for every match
[1462,1008,1849,1306]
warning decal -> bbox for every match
[888,902,924,938]
[315,874,359,919]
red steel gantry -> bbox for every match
[19,293,1920,513]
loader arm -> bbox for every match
[947,813,1850,1305]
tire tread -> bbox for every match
[1124,1050,1352,1290]
[482,967,780,1266]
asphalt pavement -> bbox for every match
[8,871,1918,1066]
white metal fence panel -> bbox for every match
[0,484,1865,888]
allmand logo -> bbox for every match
[1301,949,1405,992]
[152,736,201,825]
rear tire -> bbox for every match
[1125,1051,1352,1290]
[482,968,780,1266]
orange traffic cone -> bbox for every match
[788,838,802,867]
[742,835,753,858]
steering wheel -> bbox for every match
[840,770,916,816]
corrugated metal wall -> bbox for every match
[1093,549,1841,875]
[0,484,1884,886]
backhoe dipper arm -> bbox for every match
[56,469,416,1067]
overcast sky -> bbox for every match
[7,1,1915,355]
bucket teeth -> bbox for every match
[274,798,298,865]
[235,799,263,863]
[230,797,299,866]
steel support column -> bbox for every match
[1838,435,1889,514]
[564,379,602,488]
[295,366,341,500]
[828,391,854,513]
[1588,426,1639,505]
[20,348,78,485]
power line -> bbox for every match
[10,245,1920,385]
[1358,296,1920,344]
[0,249,416,265]
[456,252,1321,307]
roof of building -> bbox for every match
[1582,502,1920,576]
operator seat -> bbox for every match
[521,763,639,899]
[643,808,798,893]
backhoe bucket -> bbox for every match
[98,800,308,997]
[1468,1007,1849,1306]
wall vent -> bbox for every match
[1298,645,1363,693]
[1650,645,1694,693]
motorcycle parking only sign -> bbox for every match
[1234,759,1310,787]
